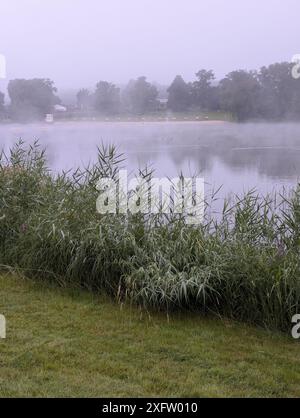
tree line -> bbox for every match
[0,62,300,122]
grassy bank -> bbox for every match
[52,111,233,123]
[0,274,299,397]
[1,141,300,333]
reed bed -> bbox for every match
[1,140,299,332]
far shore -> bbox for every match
[54,118,230,124]
[0,119,230,127]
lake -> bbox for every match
[1,121,300,202]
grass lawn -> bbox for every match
[0,274,299,398]
[55,110,232,123]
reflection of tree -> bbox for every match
[220,149,300,179]
[125,124,300,180]
[166,123,300,180]
[1,122,300,181]
[168,146,213,173]
[130,151,159,172]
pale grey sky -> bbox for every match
[0,0,299,90]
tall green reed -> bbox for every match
[0,140,299,332]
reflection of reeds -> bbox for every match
[1,140,299,332]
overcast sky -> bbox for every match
[0,0,299,90]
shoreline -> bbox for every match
[0,119,230,127]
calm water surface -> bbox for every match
[1,121,300,201]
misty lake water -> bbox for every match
[1,121,300,205]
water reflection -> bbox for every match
[0,121,300,198]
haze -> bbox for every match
[0,0,299,90]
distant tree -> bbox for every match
[94,81,120,115]
[0,91,4,118]
[8,79,60,121]
[219,70,261,121]
[289,81,300,119]
[191,69,217,110]
[167,75,191,112]
[76,88,92,111]
[258,62,299,119]
[122,77,158,115]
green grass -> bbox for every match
[1,141,300,333]
[0,274,299,398]
[54,111,232,123]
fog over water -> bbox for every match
[1,0,300,206]
[1,122,299,202]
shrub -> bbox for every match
[0,140,299,332]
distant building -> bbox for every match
[54,104,67,112]
[45,114,54,123]
[158,98,168,110]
